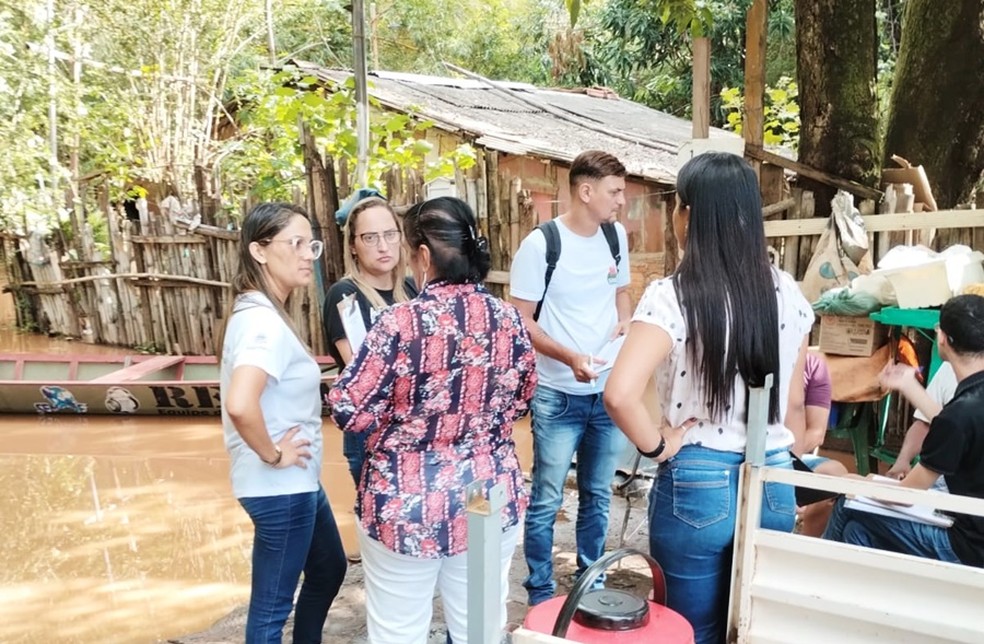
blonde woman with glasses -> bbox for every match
[323,195,417,487]
[219,202,346,643]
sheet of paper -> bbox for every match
[593,335,626,373]
[845,495,953,528]
[337,293,368,354]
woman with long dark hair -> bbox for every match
[604,153,813,643]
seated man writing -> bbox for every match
[823,294,984,567]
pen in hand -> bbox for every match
[589,354,597,387]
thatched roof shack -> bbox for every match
[292,61,741,296]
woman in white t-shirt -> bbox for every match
[219,202,347,643]
[604,153,813,644]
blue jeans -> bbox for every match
[648,446,796,644]
[239,486,348,643]
[822,496,961,563]
[342,431,368,486]
[523,385,626,606]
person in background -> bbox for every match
[604,152,813,644]
[787,352,849,537]
[323,193,415,486]
[509,150,631,607]
[824,294,984,568]
[886,361,957,483]
[330,196,536,644]
[220,202,347,643]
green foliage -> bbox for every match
[649,0,725,38]
[551,0,793,121]
[720,76,800,149]
[566,0,585,27]
[217,67,475,210]
[372,0,556,83]
[0,0,547,238]
[0,5,58,232]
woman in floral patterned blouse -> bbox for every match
[329,196,537,643]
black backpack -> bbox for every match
[532,220,621,322]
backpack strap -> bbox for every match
[533,220,561,322]
[601,222,621,266]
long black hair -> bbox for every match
[403,197,491,284]
[673,153,781,423]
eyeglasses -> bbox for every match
[263,236,324,260]
[357,229,402,248]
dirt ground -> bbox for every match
[169,474,656,644]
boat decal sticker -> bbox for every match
[34,385,88,414]
[105,386,140,414]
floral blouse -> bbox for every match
[329,281,537,558]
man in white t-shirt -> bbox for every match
[886,361,958,486]
[509,150,632,606]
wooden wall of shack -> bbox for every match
[5,126,984,357]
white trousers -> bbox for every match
[357,522,520,644]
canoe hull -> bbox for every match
[0,354,335,416]
[0,381,230,416]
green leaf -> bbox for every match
[565,0,582,27]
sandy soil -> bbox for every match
[168,475,656,643]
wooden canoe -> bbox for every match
[0,353,337,416]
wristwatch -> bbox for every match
[263,445,283,467]
[637,436,666,459]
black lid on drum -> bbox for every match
[573,589,650,631]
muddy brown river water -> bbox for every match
[0,290,533,642]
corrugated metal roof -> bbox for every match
[292,61,741,184]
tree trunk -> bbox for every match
[794,0,879,216]
[883,0,984,209]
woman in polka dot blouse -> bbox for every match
[604,152,814,644]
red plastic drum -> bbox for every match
[522,549,694,644]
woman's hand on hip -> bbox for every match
[656,417,699,462]
[276,426,313,469]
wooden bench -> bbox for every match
[89,355,185,383]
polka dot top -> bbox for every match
[632,268,814,453]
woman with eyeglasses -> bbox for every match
[323,195,416,486]
[330,197,536,643]
[219,202,346,643]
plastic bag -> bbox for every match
[801,190,873,304]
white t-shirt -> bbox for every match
[633,268,814,453]
[220,292,323,498]
[914,361,958,423]
[510,219,630,394]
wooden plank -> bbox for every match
[692,36,711,138]
[746,146,882,201]
[19,272,230,289]
[762,197,796,218]
[780,188,803,276]
[796,192,817,280]
[486,270,510,285]
[90,355,184,383]
[173,219,239,241]
[130,235,208,244]
[764,209,984,238]
[743,0,768,176]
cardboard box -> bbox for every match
[819,315,889,357]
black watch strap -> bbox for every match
[637,436,666,459]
